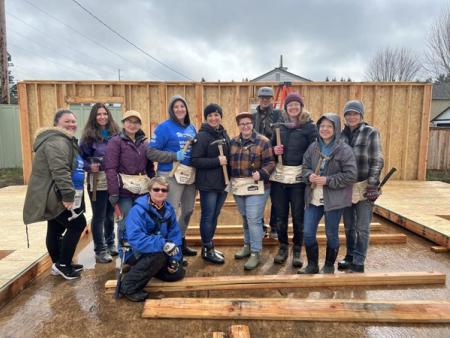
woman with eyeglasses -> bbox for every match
[299,113,357,275]
[79,103,120,264]
[119,176,184,302]
[229,112,275,270]
[104,110,155,249]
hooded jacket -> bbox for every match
[23,127,80,224]
[253,105,282,139]
[303,113,357,211]
[147,95,197,172]
[122,195,182,263]
[191,123,231,191]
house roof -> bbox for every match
[251,67,312,82]
[431,106,450,122]
[432,83,450,100]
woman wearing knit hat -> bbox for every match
[191,103,231,264]
[270,92,317,268]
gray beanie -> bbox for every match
[343,100,364,118]
[257,87,274,97]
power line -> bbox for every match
[21,0,160,79]
[70,0,194,81]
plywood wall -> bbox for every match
[17,81,432,183]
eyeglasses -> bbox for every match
[239,122,253,127]
[259,96,273,100]
[151,188,168,193]
[319,125,334,130]
[124,119,141,125]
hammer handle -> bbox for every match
[218,144,229,186]
[92,172,98,202]
[275,128,282,164]
[311,157,323,189]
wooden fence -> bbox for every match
[17,81,432,183]
[427,127,450,170]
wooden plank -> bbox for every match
[185,234,407,246]
[212,333,225,338]
[417,84,432,180]
[65,96,124,104]
[431,246,449,253]
[143,298,450,323]
[229,325,250,338]
[18,83,32,183]
[105,271,446,293]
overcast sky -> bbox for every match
[6,0,449,82]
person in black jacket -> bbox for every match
[270,93,317,268]
[191,103,230,264]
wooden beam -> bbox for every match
[18,82,32,183]
[417,84,432,180]
[105,272,446,293]
[212,333,225,338]
[142,298,450,323]
[185,234,407,246]
[229,325,250,338]
[431,246,449,253]
[65,96,124,104]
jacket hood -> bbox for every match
[280,110,313,127]
[317,112,341,141]
[168,95,191,126]
[120,129,146,142]
[33,127,75,152]
[134,194,174,216]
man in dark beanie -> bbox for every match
[338,100,384,273]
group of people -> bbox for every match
[23,86,383,302]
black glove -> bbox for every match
[109,194,119,206]
[366,185,380,202]
[167,259,180,274]
[163,241,179,256]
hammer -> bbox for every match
[270,122,295,164]
[169,134,194,177]
[210,138,229,186]
[311,152,331,189]
[89,156,103,202]
[68,208,84,221]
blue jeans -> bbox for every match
[118,196,136,245]
[304,204,343,250]
[233,189,270,253]
[199,190,228,247]
[343,200,373,265]
[88,190,115,254]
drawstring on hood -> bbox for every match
[168,95,191,127]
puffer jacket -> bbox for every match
[23,127,79,224]
[303,113,357,211]
[122,195,182,263]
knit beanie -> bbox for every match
[284,92,304,110]
[343,100,365,118]
[204,103,223,120]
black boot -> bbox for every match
[298,243,319,274]
[337,254,353,271]
[292,245,303,268]
[274,243,288,264]
[201,246,225,264]
[182,237,197,256]
[320,246,339,274]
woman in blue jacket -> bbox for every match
[119,176,185,302]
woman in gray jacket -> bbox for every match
[298,113,357,275]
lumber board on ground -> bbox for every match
[229,325,250,338]
[185,234,407,246]
[105,272,445,293]
[431,246,449,253]
[142,298,450,323]
[212,333,225,338]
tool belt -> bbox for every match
[352,180,368,204]
[174,164,196,185]
[310,186,324,206]
[88,171,108,191]
[270,164,303,184]
[230,177,264,196]
[119,173,151,195]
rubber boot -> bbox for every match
[349,263,365,273]
[274,243,288,264]
[320,246,339,274]
[201,246,225,264]
[292,245,303,268]
[298,243,319,274]
[182,237,197,256]
[244,252,260,270]
[234,244,251,259]
[337,254,353,271]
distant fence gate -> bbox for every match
[427,127,450,170]
[17,81,432,183]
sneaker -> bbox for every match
[108,244,119,257]
[52,263,81,280]
[234,245,251,260]
[244,252,260,270]
[274,244,288,264]
[95,251,113,264]
[51,262,83,275]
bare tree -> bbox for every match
[424,8,450,78]
[366,47,422,81]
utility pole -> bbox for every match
[118,69,121,81]
[0,0,9,103]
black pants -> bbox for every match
[270,182,306,246]
[120,253,185,295]
[46,207,87,265]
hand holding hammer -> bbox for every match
[211,138,229,185]
[169,135,194,177]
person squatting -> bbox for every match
[23,90,383,302]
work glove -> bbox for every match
[167,259,180,274]
[176,150,186,161]
[163,241,179,257]
[109,194,119,206]
[365,185,380,202]
[273,144,284,155]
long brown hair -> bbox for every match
[81,103,120,144]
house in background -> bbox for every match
[431,83,450,127]
[251,55,311,83]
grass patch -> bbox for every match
[427,169,450,183]
[0,168,23,188]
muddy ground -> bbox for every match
[0,212,449,338]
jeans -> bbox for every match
[343,200,373,265]
[233,189,270,253]
[271,182,305,246]
[304,204,343,250]
[88,190,115,254]
[118,196,136,244]
[199,190,228,247]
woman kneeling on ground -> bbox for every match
[119,176,185,302]
[299,113,357,274]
